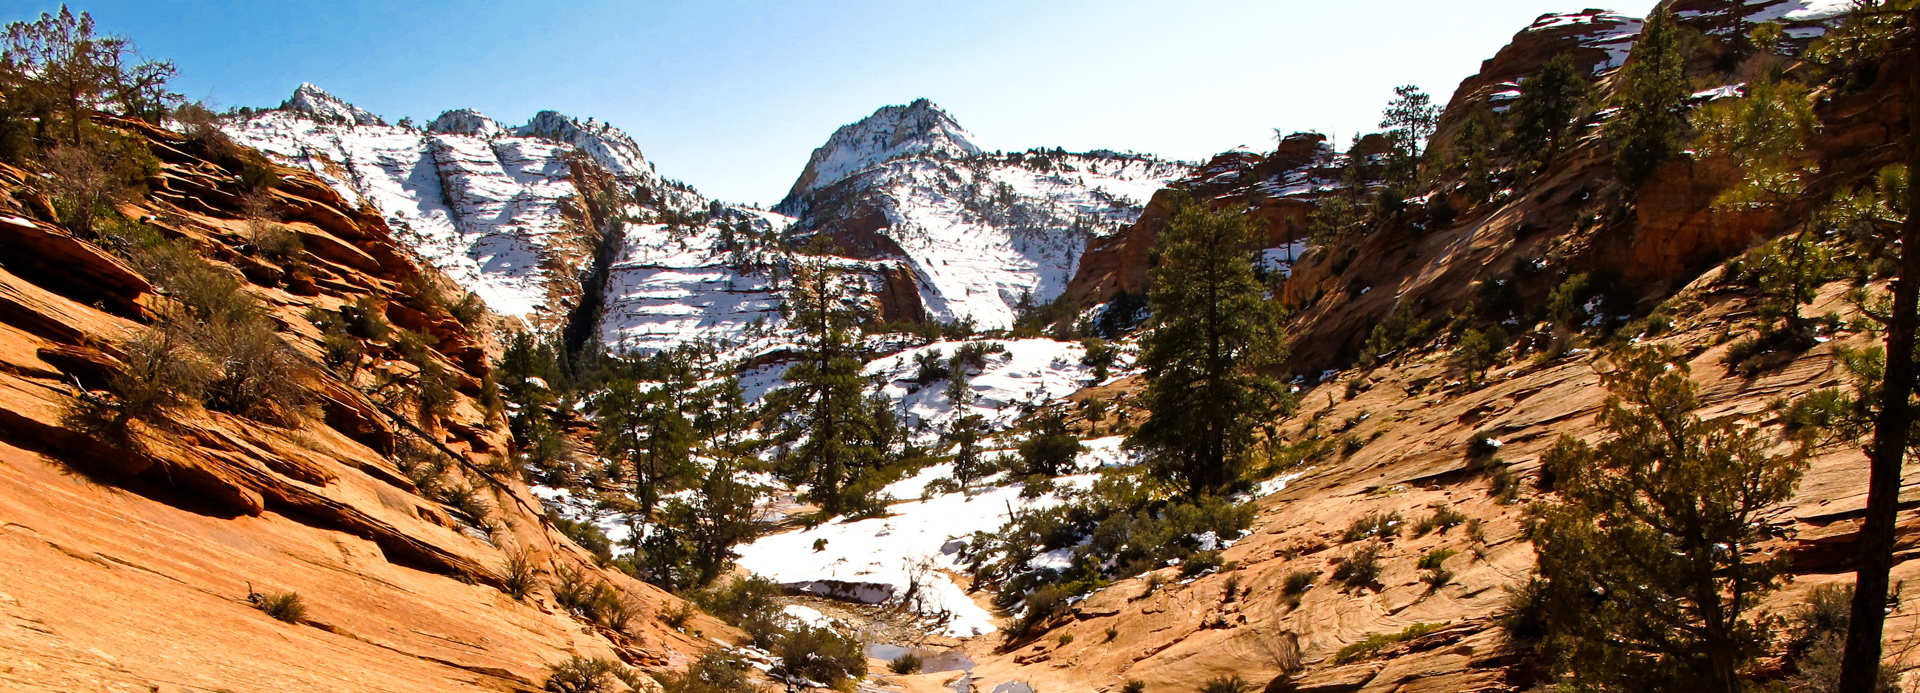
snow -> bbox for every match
[810,152,1187,329]
[1692,84,1748,101]
[864,338,1113,440]
[224,105,641,320]
[781,604,836,629]
[780,99,983,207]
[284,83,383,126]
[1259,240,1310,277]
[736,481,1065,637]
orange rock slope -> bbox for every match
[0,118,730,692]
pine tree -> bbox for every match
[1694,78,1830,338]
[595,380,696,528]
[1508,53,1589,172]
[667,459,763,587]
[1018,407,1083,477]
[764,260,887,515]
[1451,104,1499,205]
[1528,346,1807,692]
[1378,84,1439,191]
[2,6,176,146]
[1129,195,1284,495]
[1818,6,1920,683]
[945,414,989,486]
[1609,8,1693,188]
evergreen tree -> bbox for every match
[1017,407,1083,477]
[1378,84,1439,190]
[1451,104,1500,205]
[1695,78,1832,338]
[1129,195,1285,495]
[660,459,763,587]
[764,260,888,515]
[596,380,696,528]
[945,414,989,486]
[1528,346,1807,692]
[1819,6,1920,681]
[2,6,176,146]
[1508,53,1589,172]
[1609,8,1693,188]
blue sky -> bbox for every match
[36,1,1660,207]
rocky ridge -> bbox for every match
[0,116,731,690]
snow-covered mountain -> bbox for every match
[226,88,1189,351]
[778,98,982,213]
[782,100,1192,329]
[224,84,818,356]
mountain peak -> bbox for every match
[282,82,386,127]
[511,111,656,180]
[778,98,982,212]
[427,108,503,136]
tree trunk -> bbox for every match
[1840,21,1920,691]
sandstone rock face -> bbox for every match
[0,119,731,691]
[1066,133,1340,315]
[952,277,1920,692]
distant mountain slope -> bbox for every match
[782,100,1193,329]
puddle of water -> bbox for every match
[865,643,977,674]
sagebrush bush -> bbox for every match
[1200,674,1255,693]
[770,623,866,688]
[542,655,622,693]
[1333,541,1384,589]
[694,575,784,648]
[658,651,752,693]
[1342,511,1401,542]
[889,652,922,674]
[250,590,305,623]
[501,550,536,600]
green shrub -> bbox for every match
[1015,584,1069,639]
[250,590,305,623]
[1419,548,1458,589]
[1335,622,1444,663]
[659,652,753,693]
[1181,550,1225,577]
[694,575,785,648]
[501,550,536,600]
[551,564,595,617]
[1342,511,1401,542]
[248,222,303,266]
[1283,569,1317,608]
[542,655,622,693]
[1488,462,1521,503]
[770,624,866,689]
[1412,505,1467,536]
[1497,577,1549,643]
[889,652,922,674]
[1200,674,1255,693]
[1333,542,1383,589]
[340,296,390,341]
[450,291,486,325]
[82,324,215,435]
[1122,680,1146,693]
